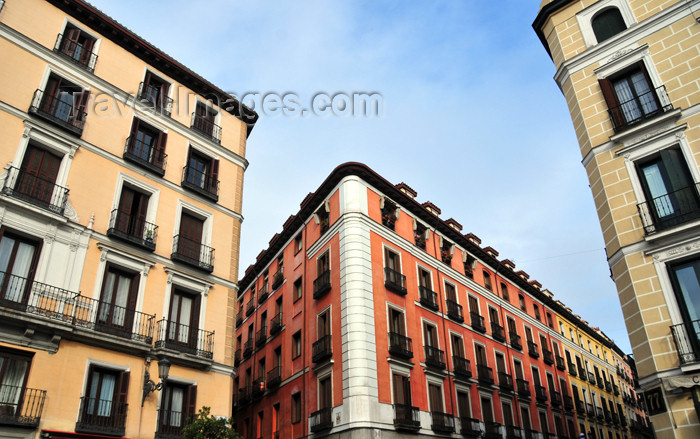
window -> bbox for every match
[256,411,264,439]
[292,331,302,359]
[591,8,626,43]
[33,73,89,132]
[138,71,172,115]
[273,403,280,437]
[445,283,457,304]
[392,373,412,406]
[291,392,302,423]
[560,321,565,335]
[293,277,303,302]
[533,304,541,320]
[388,307,406,336]
[80,366,129,430]
[166,287,201,350]
[463,253,475,278]
[381,198,397,229]
[384,247,405,294]
[159,381,196,435]
[316,205,329,235]
[0,348,32,411]
[500,282,509,301]
[599,62,668,131]
[546,312,553,328]
[423,322,438,348]
[483,271,492,291]
[182,147,219,200]
[0,230,40,307]
[294,233,303,254]
[55,23,97,70]
[111,185,152,244]
[173,212,213,272]
[428,383,444,415]
[669,257,700,355]
[456,390,471,418]
[125,118,167,173]
[191,102,220,142]
[97,264,140,334]
[318,376,332,410]
[12,143,64,211]
[519,294,526,312]
[636,148,699,233]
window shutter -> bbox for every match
[116,371,130,415]
[209,159,219,193]
[186,384,197,420]
[130,118,140,139]
[661,149,691,192]
[156,132,167,167]
[79,37,94,65]
[598,77,623,129]
[74,90,90,123]
[190,294,202,347]
[64,27,80,55]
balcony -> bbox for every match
[605,380,613,392]
[509,332,522,350]
[238,386,251,406]
[246,298,255,316]
[156,406,194,439]
[251,376,266,400]
[638,183,700,235]
[419,286,439,311]
[235,309,243,327]
[255,325,267,347]
[181,165,219,202]
[258,284,269,304]
[527,341,539,358]
[460,417,482,437]
[577,366,587,378]
[430,412,454,434]
[505,425,523,439]
[588,372,596,385]
[270,312,283,335]
[234,349,241,366]
[586,403,595,419]
[75,396,127,436]
[542,348,554,365]
[498,371,514,392]
[491,322,506,342]
[670,319,700,364]
[271,269,284,290]
[28,89,86,136]
[312,334,332,363]
[393,404,420,431]
[384,267,407,295]
[477,364,494,385]
[155,318,214,359]
[171,235,214,273]
[446,299,464,323]
[310,407,333,432]
[470,312,486,333]
[608,85,673,132]
[313,270,331,299]
[516,379,530,398]
[267,366,282,388]
[137,81,173,116]
[388,332,413,359]
[613,383,620,396]
[534,385,547,403]
[524,429,540,439]
[555,355,566,371]
[595,406,604,421]
[191,112,222,143]
[453,355,472,379]
[612,412,620,425]
[596,375,605,389]
[53,33,98,71]
[424,346,446,370]
[0,385,46,427]
[550,390,561,407]
[603,408,612,423]
[484,422,501,439]
[123,136,167,176]
[575,399,585,415]
[1,166,69,215]
[563,394,574,411]
[107,209,158,251]
[568,362,577,377]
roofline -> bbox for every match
[532,0,576,59]
[48,0,259,136]
[239,161,626,354]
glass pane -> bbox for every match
[642,163,674,217]
[673,264,700,321]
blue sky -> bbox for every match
[86,0,631,353]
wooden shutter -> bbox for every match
[502,402,514,426]
[64,27,80,55]
[186,384,197,420]
[116,371,130,415]
[481,397,493,422]
[71,90,90,124]
[496,354,506,374]
[520,407,531,430]
[155,131,167,165]
[489,307,499,324]
[79,36,94,65]
[468,296,479,314]
[429,384,443,412]
[208,159,219,193]
[392,374,404,405]
[599,77,623,129]
[457,392,470,417]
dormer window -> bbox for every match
[591,8,626,43]
[381,198,398,229]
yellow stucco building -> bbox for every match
[533,0,700,437]
[0,0,257,438]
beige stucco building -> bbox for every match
[533,0,700,438]
[0,0,256,438]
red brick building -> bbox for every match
[233,163,636,439]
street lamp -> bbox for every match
[142,357,170,406]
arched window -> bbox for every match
[592,8,626,43]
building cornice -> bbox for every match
[532,0,577,58]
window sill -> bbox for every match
[611,108,682,146]
[644,217,700,243]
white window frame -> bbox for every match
[111,172,160,227]
[58,18,102,59]
[382,243,403,273]
[576,0,635,47]
[93,243,153,316]
[80,358,128,398]
[421,318,440,349]
[174,199,214,247]
[425,378,446,413]
[163,267,212,332]
[316,305,332,339]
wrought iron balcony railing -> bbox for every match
[312,334,332,363]
[588,372,597,384]
[563,394,574,411]
[453,355,471,379]
[75,396,127,436]
[0,385,46,427]
[608,85,673,132]
[1,165,69,215]
[419,286,439,311]
[596,374,605,389]
[637,183,700,235]
[255,325,267,347]
[53,33,99,71]
[393,404,420,431]
[505,425,523,439]
[191,112,222,143]
[527,341,539,358]
[424,346,445,370]
[575,399,585,414]
[156,406,194,439]
[267,366,282,388]
[470,312,486,333]
[388,332,413,359]
[491,322,506,342]
[550,390,562,406]
[568,361,577,376]
[246,298,255,316]
[384,267,407,295]
[498,371,514,391]
[555,355,566,371]
[270,312,283,335]
[181,165,219,201]
[107,209,158,251]
[516,379,530,398]
[670,319,700,365]
[430,411,454,433]
[271,269,284,290]
[460,417,482,437]
[258,284,269,304]
[235,309,243,327]
[542,348,554,365]
[252,377,265,399]
[578,366,587,378]
[534,385,548,402]
[28,89,86,135]
[477,364,494,385]
[313,270,332,299]
[171,235,214,273]
[485,421,501,439]
[137,81,174,116]
[123,136,167,176]
[586,403,595,418]
[446,299,464,323]
[509,331,522,350]
[237,386,251,406]
[155,318,214,359]
[310,407,333,432]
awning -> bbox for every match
[663,375,700,390]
